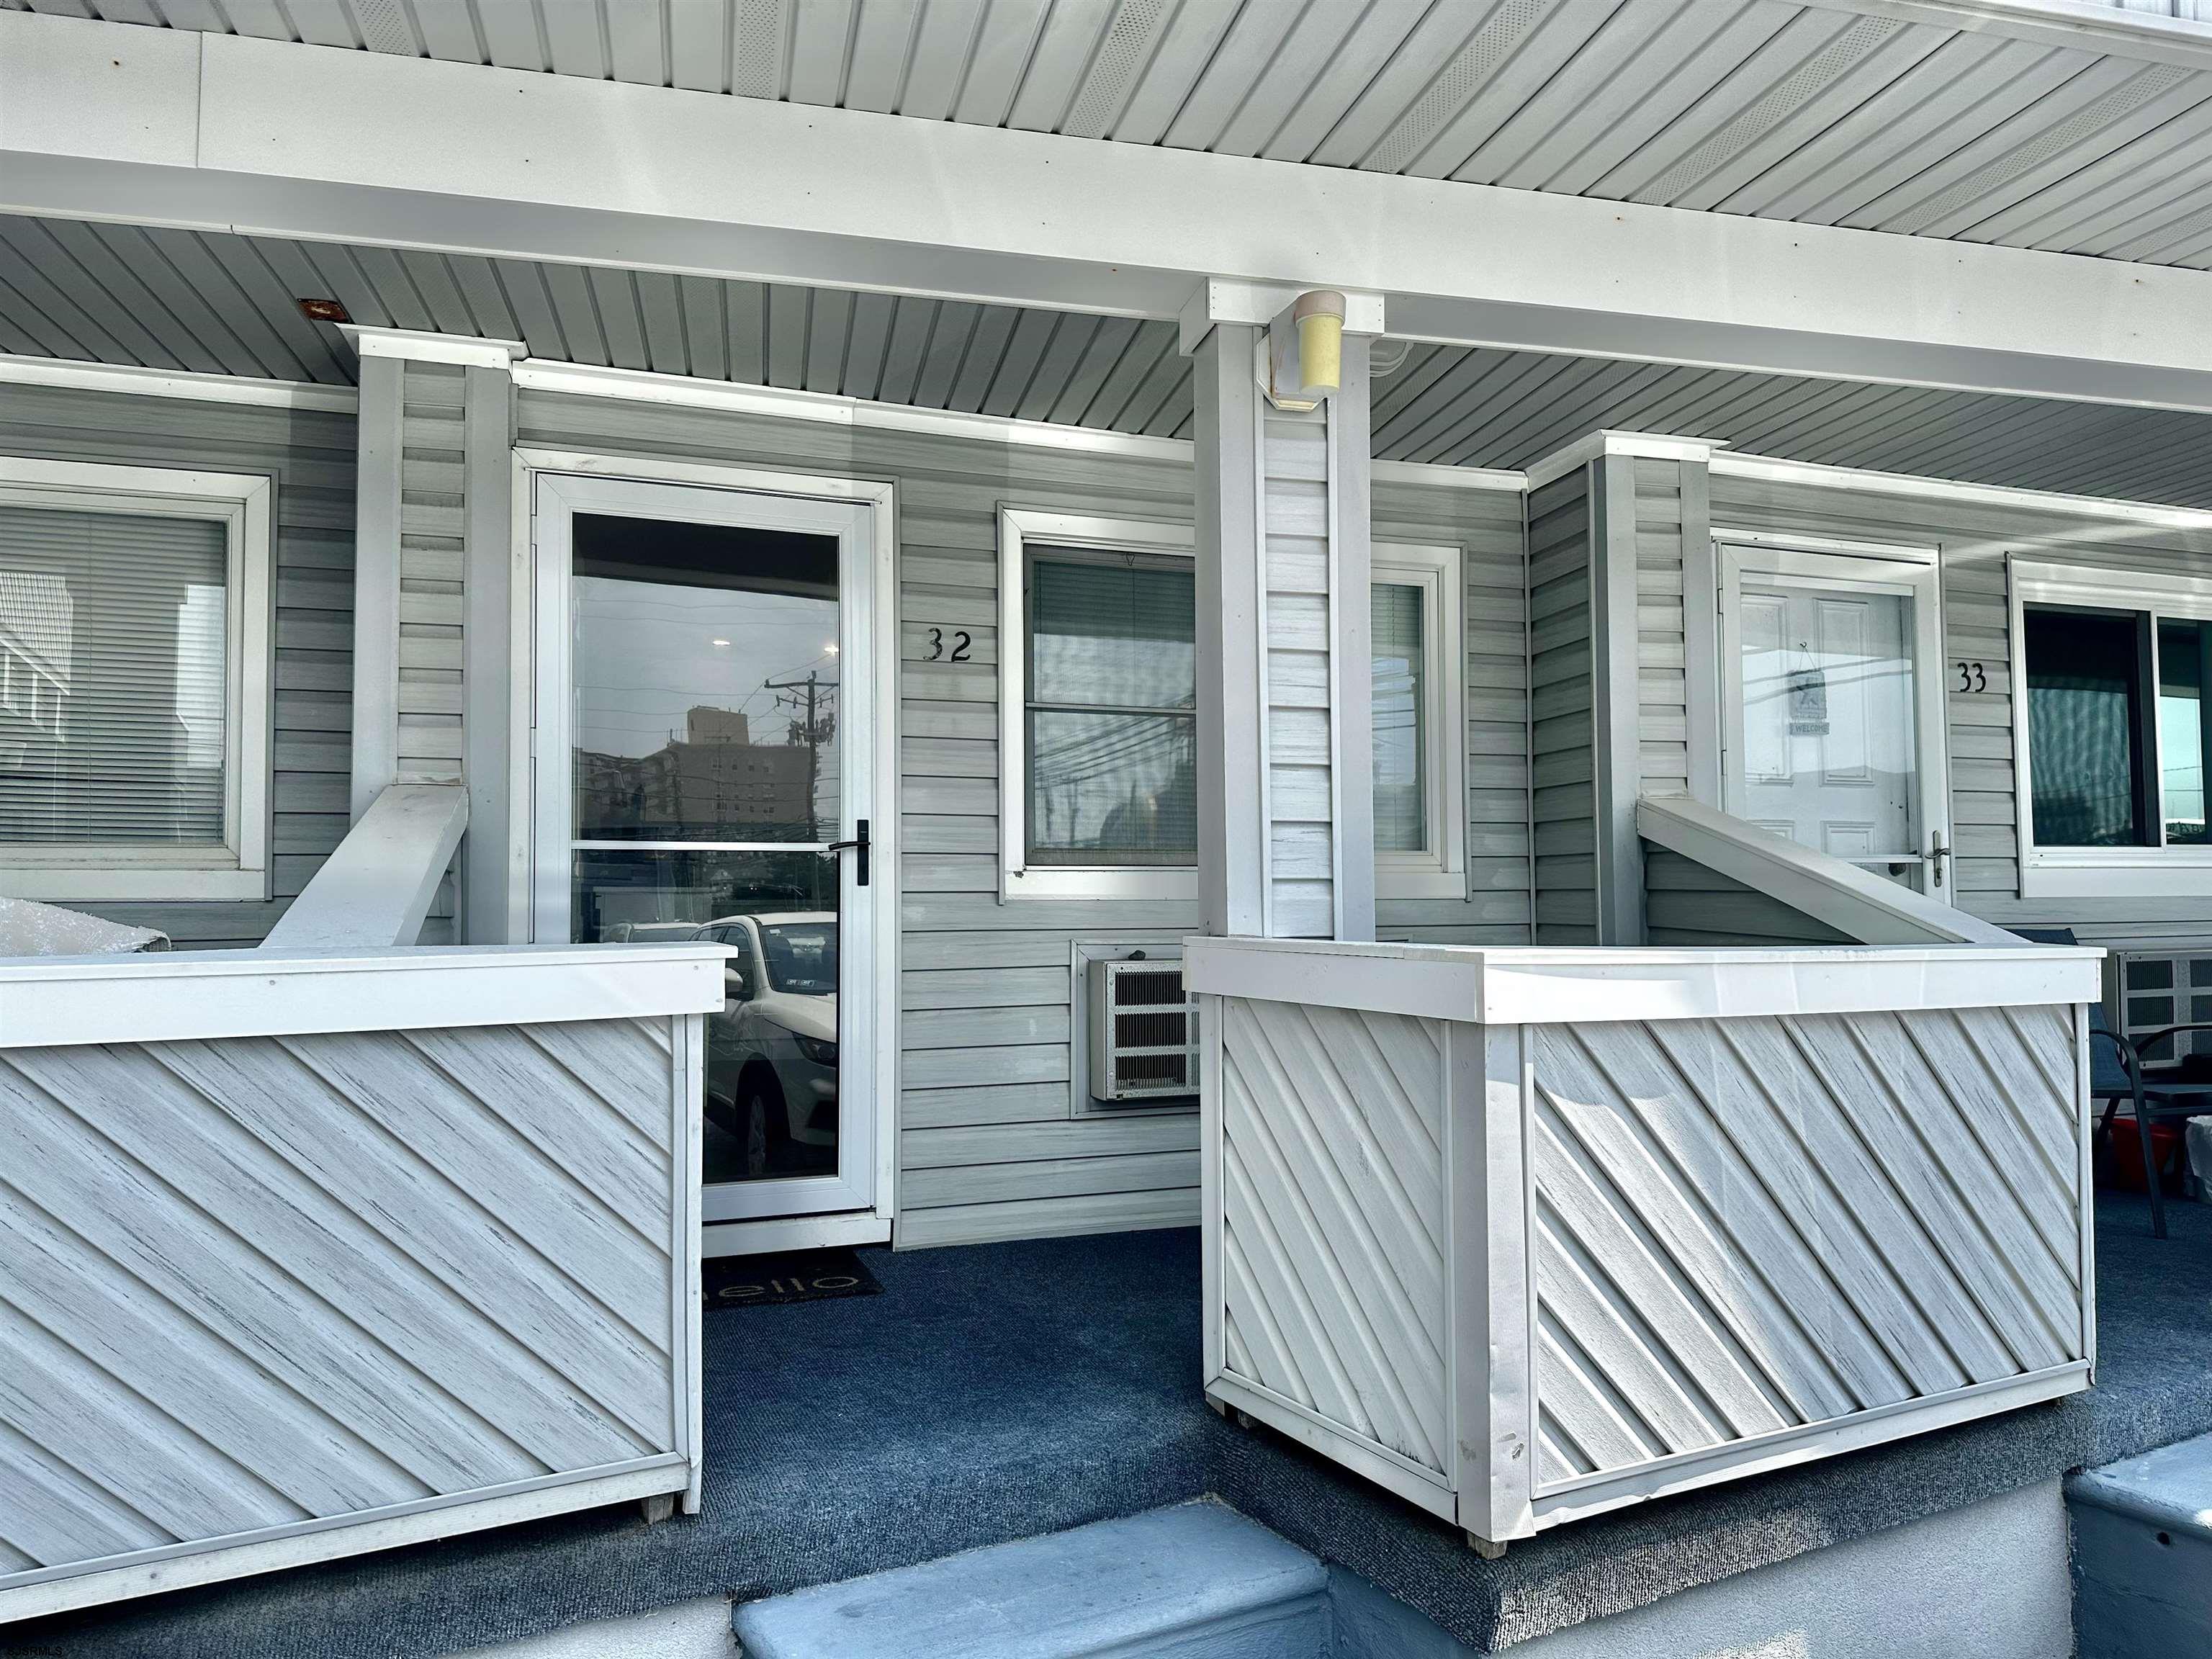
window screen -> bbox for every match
[1372,582,1426,853]
[0,504,229,846]
[1025,553,1197,865]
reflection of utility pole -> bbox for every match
[765,670,837,837]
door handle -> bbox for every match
[827,819,870,887]
[1928,830,1950,889]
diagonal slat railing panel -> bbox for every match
[0,1054,554,1491]
[521,1020,675,1147]
[1534,1044,1861,1425]
[0,1306,309,1543]
[274,1032,673,1352]
[1647,1019,1975,1398]
[1702,1017,2015,1384]
[1190,933,2097,1544]
[0,943,714,1624]
[0,1015,689,1611]
[1532,1210,1733,1460]
[1528,1117,1799,1440]
[1222,1145,1372,1438]
[1220,996,1452,1475]
[1531,1005,2086,1488]
[1557,1020,1917,1411]
[0,1415,171,1570]
[1223,1233,1316,1413]
[1225,1038,1437,1465]
[1871,1011,2080,1281]
[1535,1319,1655,1483]
[1244,999,1449,1343]
[401,1025,673,1238]
[147,1037,674,1442]
[0,1181,431,1516]
[1779,1015,2074,1373]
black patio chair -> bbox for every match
[2016,928,2212,1239]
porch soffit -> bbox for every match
[4,212,2211,511]
[6,0,2212,273]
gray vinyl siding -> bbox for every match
[512,388,1202,1249]
[1641,845,1852,946]
[0,380,360,947]
[1709,468,2212,949]
[397,361,466,786]
[1372,472,1532,944]
[1633,459,1693,799]
[1528,469,1596,943]
[1261,410,1335,936]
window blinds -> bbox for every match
[0,504,229,846]
[1027,554,1197,863]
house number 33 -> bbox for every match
[925,628,972,662]
[1955,661,1988,692]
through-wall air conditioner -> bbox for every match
[1087,958,1200,1104]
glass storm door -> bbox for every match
[1720,541,1953,896]
[532,472,880,1225]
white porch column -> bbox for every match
[1188,294,1379,941]
[342,327,523,943]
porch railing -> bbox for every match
[1185,933,2103,1549]
[0,940,723,1622]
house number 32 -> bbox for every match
[1955,661,1988,692]
[925,628,972,662]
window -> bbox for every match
[1371,542,1467,901]
[998,509,1199,899]
[0,458,272,901]
[2015,559,2212,897]
[997,510,1464,902]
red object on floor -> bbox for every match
[2108,1118,2188,1193]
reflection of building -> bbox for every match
[577,706,814,837]
[0,570,73,744]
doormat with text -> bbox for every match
[703,1248,883,1311]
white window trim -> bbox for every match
[997,508,1200,901]
[0,456,274,902]
[1372,541,1467,902]
[2011,557,2212,899]
[996,510,1468,905]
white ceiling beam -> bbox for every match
[8,11,2212,413]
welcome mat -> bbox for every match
[703,1248,883,1311]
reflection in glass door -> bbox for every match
[533,473,880,1226]
[1720,540,1951,896]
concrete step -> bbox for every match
[2069,1430,2212,1659]
[731,1501,1329,1659]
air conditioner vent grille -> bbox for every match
[1088,958,1200,1104]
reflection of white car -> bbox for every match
[696,912,838,1177]
[603,920,707,943]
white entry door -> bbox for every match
[1719,539,1954,897]
[530,468,891,1238]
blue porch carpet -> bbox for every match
[6,1194,2209,1658]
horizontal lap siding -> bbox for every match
[1262,411,1334,937]
[513,390,1201,1247]
[397,363,464,786]
[1373,475,1531,944]
[0,382,361,946]
[1634,460,1691,799]
[1528,470,1596,943]
[1709,471,2212,947]
[1640,845,1851,946]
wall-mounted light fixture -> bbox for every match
[1263,289,1347,412]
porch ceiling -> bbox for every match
[5,207,2212,510]
[9,0,2212,271]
